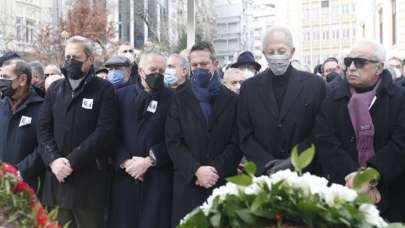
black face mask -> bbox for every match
[145,73,164,91]
[64,59,85,80]
[0,79,16,98]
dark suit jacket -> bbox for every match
[38,69,118,209]
[238,66,326,175]
[315,70,405,222]
[166,85,242,227]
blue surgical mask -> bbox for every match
[191,68,211,88]
[164,68,177,87]
[107,69,125,86]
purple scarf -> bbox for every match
[347,81,380,166]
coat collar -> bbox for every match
[13,89,44,115]
[258,66,305,120]
[332,70,395,100]
[182,84,234,130]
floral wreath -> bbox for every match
[179,145,405,228]
[0,162,61,228]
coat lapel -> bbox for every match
[279,68,304,121]
[208,87,232,130]
[258,70,279,119]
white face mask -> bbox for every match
[241,69,255,79]
[265,54,290,76]
[164,68,177,87]
[394,68,402,79]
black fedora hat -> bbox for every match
[230,51,261,71]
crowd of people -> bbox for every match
[0,25,405,228]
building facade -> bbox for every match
[0,0,55,53]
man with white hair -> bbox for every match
[315,40,405,222]
[223,68,246,94]
[238,26,326,175]
[38,35,118,227]
[109,51,173,228]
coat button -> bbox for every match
[350,137,355,142]
[277,123,282,128]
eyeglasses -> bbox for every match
[122,49,134,53]
[344,57,379,68]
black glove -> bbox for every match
[264,158,293,175]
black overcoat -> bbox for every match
[0,90,44,189]
[38,70,118,209]
[315,70,405,222]
[238,66,326,175]
[166,85,242,227]
[108,84,173,228]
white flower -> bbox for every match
[244,182,261,195]
[200,182,240,215]
[323,183,358,207]
[300,172,329,195]
[270,169,300,186]
[359,204,388,227]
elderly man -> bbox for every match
[0,59,44,189]
[109,51,173,228]
[38,36,118,228]
[238,26,325,175]
[164,54,189,91]
[315,40,405,222]
[223,68,246,94]
[104,55,131,89]
[44,64,62,78]
[230,51,261,78]
[166,41,241,227]
[29,61,46,97]
[118,43,140,83]
[387,57,405,87]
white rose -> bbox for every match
[359,204,388,227]
[323,184,357,207]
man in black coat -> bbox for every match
[109,51,173,228]
[238,26,325,175]
[0,59,44,190]
[166,41,242,227]
[315,40,405,222]
[38,36,118,228]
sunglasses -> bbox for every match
[122,49,134,53]
[344,57,379,68]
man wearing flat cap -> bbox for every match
[230,51,261,78]
[105,55,132,89]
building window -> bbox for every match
[25,19,35,43]
[321,0,329,8]
[392,0,397,45]
[379,8,383,43]
[16,17,24,41]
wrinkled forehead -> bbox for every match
[143,54,166,69]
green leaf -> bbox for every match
[352,167,380,191]
[210,213,221,227]
[290,144,315,174]
[236,209,255,224]
[227,174,252,186]
[243,161,256,176]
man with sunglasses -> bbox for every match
[38,36,118,228]
[0,59,44,190]
[315,40,405,222]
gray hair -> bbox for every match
[223,68,243,81]
[4,59,32,85]
[45,64,62,75]
[351,40,386,62]
[139,51,166,69]
[29,61,44,79]
[169,54,190,71]
[65,35,94,57]
[262,26,294,50]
